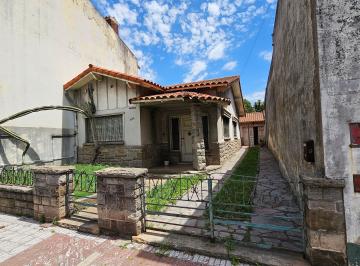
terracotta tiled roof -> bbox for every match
[129,91,231,104]
[165,76,239,91]
[239,112,265,124]
[63,64,164,91]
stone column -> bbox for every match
[191,104,206,170]
[96,167,147,236]
[31,166,74,222]
[301,176,347,265]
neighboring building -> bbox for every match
[239,112,265,146]
[265,0,360,264]
[64,65,245,170]
[0,1,137,166]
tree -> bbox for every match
[254,100,265,112]
[243,99,254,113]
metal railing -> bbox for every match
[144,172,304,252]
[0,166,34,186]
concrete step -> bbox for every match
[58,207,99,235]
[133,229,309,266]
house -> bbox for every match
[63,65,245,170]
[0,0,137,166]
[265,0,360,264]
[239,112,265,146]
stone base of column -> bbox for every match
[96,167,146,236]
[31,166,74,222]
[301,176,347,265]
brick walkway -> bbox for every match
[0,213,240,265]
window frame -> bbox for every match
[350,123,360,148]
[232,120,238,139]
[223,115,230,140]
[86,113,124,144]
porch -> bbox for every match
[133,93,233,171]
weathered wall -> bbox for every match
[240,123,265,146]
[0,0,138,166]
[0,185,34,217]
[315,0,360,245]
[265,0,324,204]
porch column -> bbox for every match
[191,104,206,170]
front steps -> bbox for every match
[58,207,99,235]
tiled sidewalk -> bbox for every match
[0,213,242,265]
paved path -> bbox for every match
[146,147,303,252]
[0,213,240,265]
[251,148,303,252]
[145,147,248,236]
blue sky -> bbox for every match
[91,0,277,103]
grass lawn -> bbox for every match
[73,164,109,198]
[212,147,260,219]
[146,175,204,212]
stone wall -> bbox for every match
[219,139,242,165]
[0,185,33,217]
[78,144,160,168]
[302,176,347,265]
[265,0,325,206]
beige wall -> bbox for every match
[0,0,138,165]
[240,123,265,146]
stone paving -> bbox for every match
[145,147,248,236]
[250,148,303,252]
[146,147,304,252]
[0,213,247,265]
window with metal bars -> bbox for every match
[86,114,124,143]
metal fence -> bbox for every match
[144,173,304,252]
[0,166,34,186]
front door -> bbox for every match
[181,115,193,162]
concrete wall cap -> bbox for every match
[95,167,148,178]
[30,166,75,174]
[0,184,33,193]
[300,175,345,188]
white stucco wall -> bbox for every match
[0,0,138,165]
[73,77,141,146]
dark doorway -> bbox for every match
[254,126,259,145]
[202,116,209,150]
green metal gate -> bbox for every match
[144,172,304,252]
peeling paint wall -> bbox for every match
[316,0,360,244]
[0,0,138,165]
[265,0,325,205]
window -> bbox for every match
[350,123,360,147]
[86,114,123,143]
[202,116,209,150]
[233,121,238,139]
[223,116,230,139]
[171,118,180,150]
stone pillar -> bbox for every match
[96,167,146,236]
[301,176,347,265]
[191,104,206,170]
[31,166,74,222]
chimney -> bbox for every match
[104,16,119,35]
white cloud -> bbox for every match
[222,61,237,71]
[130,0,140,6]
[208,3,221,17]
[244,0,256,4]
[183,60,207,82]
[266,0,276,3]
[259,50,272,62]
[208,42,226,60]
[107,3,138,25]
[245,90,265,103]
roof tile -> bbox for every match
[239,112,265,123]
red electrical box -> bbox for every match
[350,123,360,147]
[354,175,360,193]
